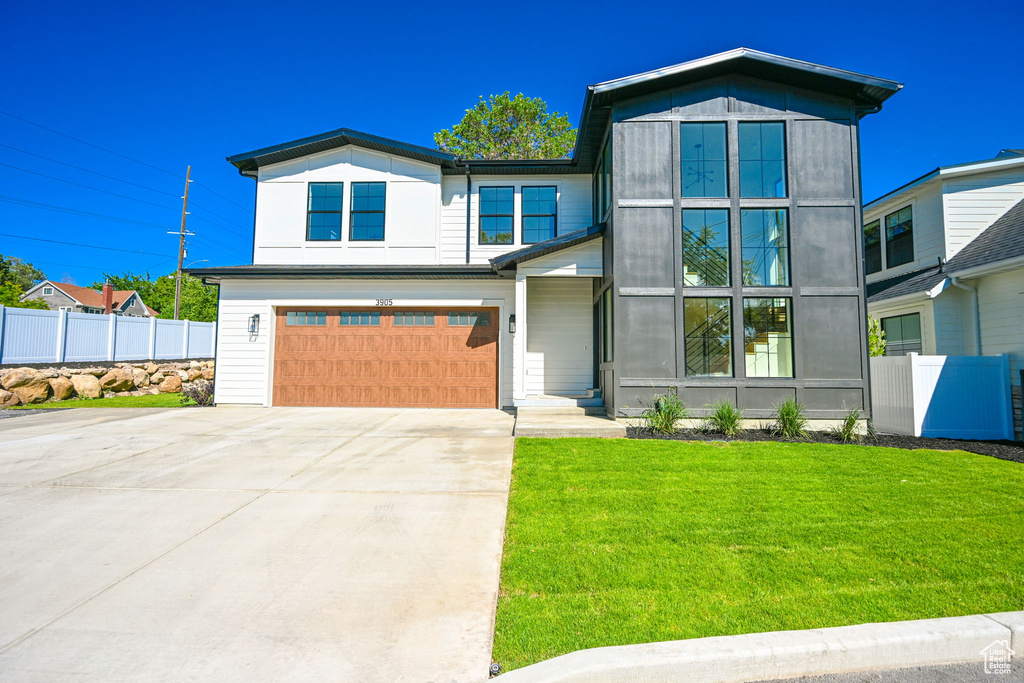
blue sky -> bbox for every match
[2,0,1022,286]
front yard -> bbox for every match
[493,438,1024,671]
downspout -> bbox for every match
[464,165,472,264]
[949,276,981,355]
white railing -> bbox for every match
[870,353,1013,440]
[0,306,216,365]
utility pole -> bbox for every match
[172,166,193,320]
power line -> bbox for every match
[0,160,178,212]
[194,181,253,214]
[26,256,178,275]
[0,194,173,230]
[0,109,181,179]
[188,200,250,230]
[189,233,249,259]
[0,232,169,257]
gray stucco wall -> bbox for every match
[601,75,871,419]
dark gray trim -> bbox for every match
[489,224,604,271]
[187,264,499,284]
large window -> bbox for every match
[738,122,786,198]
[307,183,343,241]
[881,313,922,356]
[479,186,514,245]
[741,209,789,286]
[885,206,914,267]
[682,209,730,286]
[864,220,882,274]
[602,289,613,363]
[522,186,557,243]
[743,298,793,377]
[349,182,386,241]
[680,123,727,198]
[684,298,732,377]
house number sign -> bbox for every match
[374,299,393,306]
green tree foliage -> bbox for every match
[868,316,886,357]
[0,254,49,309]
[434,92,577,159]
[92,272,218,322]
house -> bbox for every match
[188,48,901,419]
[865,150,1024,437]
[21,281,159,317]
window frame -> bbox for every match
[448,310,490,327]
[285,311,328,326]
[881,312,923,356]
[306,182,344,242]
[42,286,54,295]
[742,297,794,378]
[348,182,386,242]
[864,219,882,274]
[602,289,613,363]
[740,208,791,287]
[884,205,914,268]
[680,122,728,198]
[683,297,733,377]
[521,185,558,244]
[478,185,515,246]
[682,208,731,287]
[737,121,788,199]
[338,311,381,326]
[393,311,435,326]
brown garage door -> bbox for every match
[273,307,499,408]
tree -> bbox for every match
[0,254,49,309]
[434,92,576,160]
[92,272,218,322]
[868,316,886,357]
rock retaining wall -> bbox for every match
[0,361,214,406]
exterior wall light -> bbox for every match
[508,314,516,334]
[248,314,260,335]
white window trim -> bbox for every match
[473,180,563,251]
[865,197,917,275]
[42,286,54,295]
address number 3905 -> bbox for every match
[375,299,393,307]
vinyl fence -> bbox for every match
[870,353,1014,440]
[0,306,216,365]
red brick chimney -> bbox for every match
[102,282,114,314]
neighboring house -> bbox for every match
[20,281,159,317]
[189,48,900,417]
[865,150,1024,436]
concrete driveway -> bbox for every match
[0,406,515,682]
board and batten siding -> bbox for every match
[942,166,1024,258]
[214,278,516,407]
[439,175,593,265]
[525,278,594,395]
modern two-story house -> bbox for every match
[190,48,901,419]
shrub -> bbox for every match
[640,394,688,435]
[181,379,214,406]
[771,398,808,439]
[828,409,863,443]
[703,400,742,436]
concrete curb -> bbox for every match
[497,612,1023,682]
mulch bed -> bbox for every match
[626,426,1024,465]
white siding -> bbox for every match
[214,278,516,407]
[977,268,1024,387]
[941,167,1024,258]
[930,287,971,356]
[868,299,938,355]
[864,181,945,284]
[525,278,594,395]
[440,175,593,265]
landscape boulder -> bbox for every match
[144,362,159,375]
[1,367,52,404]
[201,368,215,380]
[132,368,151,388]
[70,374,103,399]
[48,376,75,401]
[83,367,107,377]
[0,389,21,407]
[186,368,202,381]
[151,372,165,384]
[158,375,182,393]
[176,370,189,381]
[99,368,135,392]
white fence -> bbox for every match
[0,306,216,365]
[870,353,1014,440]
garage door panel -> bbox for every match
[387,361,440,380]
[386,335,443,353]
[330,335,384,353]
[443,386,493,407]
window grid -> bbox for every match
[307,183,344,241]
[349,182,386,241]
[885,206,914,268]
[479,186,514,245]
[286,311,327,326]
[682,209,731,286]
[743,298,793,378]
[43,287,54,295]
[680,122,728,198]
[448,311,490,326]
[741,209,790,287]
[738,122,787,198]
[684,298,732,377]
[394,311,435,326]
[339,311,380,326]
[522,186,557,243]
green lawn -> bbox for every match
[493,438,1024,671]
[5,393,193,409]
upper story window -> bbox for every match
[682,209,730,286]
[882,312,922,356]
[350,182,386,241]
[741,209,790,286]
[885,206,914,268]
[307,183,343,241]
[42,286,53,295]
[594,141,612,222]
[864,220,882,274]
[479,186,514,245]
[680,123,727,198]
[522,186,557,243]
[738,122,786,198]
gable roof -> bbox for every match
[25,281,158,315]
[865,151,1024,210]
[868,198,1024,304]
[227,48,901,177]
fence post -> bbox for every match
[182,319,191,359]
[55,309,68,364]
[107,314,117,362]
[148,316,158,360]
[210,321,217,357]
[0,305,6,365]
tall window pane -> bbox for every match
[602,289,613,363]
[864,220,882,274]
[881,313,922,356]
[680,123,727,198]
[741,209,789,286]
[522,186,557,243]
[885,206,914,267]
[684,298,732,377]
[307,182,343,240]
[743,298,793,378]
[479,186,514,245]
[739,122,786,198]
[682,209,730,286]
[350,182,386,241]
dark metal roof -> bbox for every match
[490,225,604,271]
[226,128,460,175]
[868,198,1024,303]
[186,264,499,283]
[441,159,585,176]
